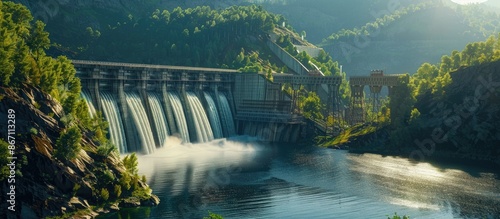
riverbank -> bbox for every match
[319,123,500,169]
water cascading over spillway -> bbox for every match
[167,92,190,143]
[186,92,214,142]
[203,92,223,139]
[147,93,169,147]
[218,93,236,136]
[100,92,128,153]
[81,91,96,118]
[125,92,156,154]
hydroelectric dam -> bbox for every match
[74,60,333,154]
[75,60,408,154]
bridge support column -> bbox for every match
[333,84,342,124]
[350,85,365,124]
[387,85,396,123]
[369,85,382,120]
[291,83,300,114]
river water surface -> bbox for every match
[101,137,500,218]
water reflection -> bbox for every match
[100,141,500,219]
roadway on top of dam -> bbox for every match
[72,60,344,85]
[72,60,240,73]
[73,60,404,85]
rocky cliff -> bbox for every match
[0,84,159,218]
[411,60,500,163]
[337,60,500,166]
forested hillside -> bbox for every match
[322,34,500,165]
[16,0,500,78]
[0,2,158,217]
[259,0,428,44]
[57,5,288,72]
[316,1,500,76]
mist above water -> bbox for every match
[108,139,500,219]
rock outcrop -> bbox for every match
[413,60,500,164]
[342,60,500,166]
[0,84,159,218]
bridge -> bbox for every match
[348,70,407,124]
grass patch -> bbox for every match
[319,122,385,147]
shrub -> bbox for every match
[122,153,138,175]
[103,169,115,183]
[97,141,117,157]
[29,127,38,135]
[119,173,132,190]
[388,212,410,219]
[100,188,110,201]
[131,187,152,200]
[0,140,10,181]
[114,185,122,198]
[203,211,224,219]
[55,126,82,160]
[72,184,81,197]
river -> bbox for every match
[100,137,500,219]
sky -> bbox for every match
[451,0,488,4]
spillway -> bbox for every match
[168,92,190,143]
[148,92,169,147]
[125,92,156,154]
[100,92,128,153]
[81,91,96,118]
[186,92,214,143]
[204,92,223,139]
[218,93,236,137]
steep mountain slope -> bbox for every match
[321,3,497,76]
[406,60,500,164]
[322,33,500,165]
[14,0,500,78]
[259,0,427,44]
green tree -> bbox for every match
[301,92,324,120]
[55,126,82,160]
[439,55,453,76]
[28,21,50,62]
[390,74,414,126]
[0,1,32,86]
[123,153,139,175]
[0,140,10,180]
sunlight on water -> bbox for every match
[110,145,500,219]
[388,198,441,211]
[348,153,447,182]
